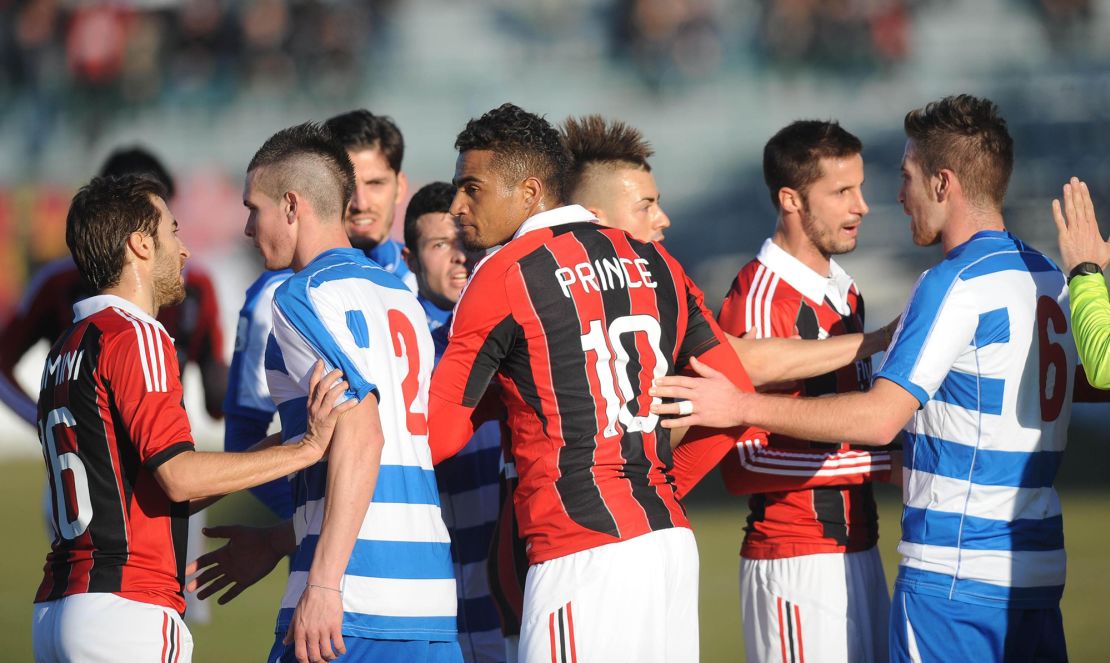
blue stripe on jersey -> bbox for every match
[957,251,1057,281]
[458,596,503,632]
[367,238,417,293]
[896,566,1064,608]
[345,310,371,349]
[264,332,286,373]
[451,522,498,566]
[901,507,1064,551]
[277,396,308,441]
[878,272,960,394]
[276,609,458,641]
[292,535,454,579]
[436,444,502,494]
[975,308,1010,347]
[933,370,1005,415]
[907,433,1063,488]
[299,463,441,505]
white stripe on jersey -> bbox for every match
[916,399,1069,454]
[763,273,780,339]
[745,263,764,337]
[903,470,1062,523]
[118,311,155,392]
[896,542,1064,588]
[281,571,457,617]
[293,498,451,544]
[735,439,891,477]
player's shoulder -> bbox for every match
[245,268,293,303]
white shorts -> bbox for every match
[740,547,889,663]
[519,528,698,663]
[32,593,193,663]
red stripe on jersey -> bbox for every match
[565,602,578,663]
[548,610,559,663]
[794,603,805,663]
[160,612,169,663]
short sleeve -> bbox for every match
[107,321,195,470]
[876,269,978,407]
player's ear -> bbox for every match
[520,176,543,209]
[284,191,298,223]
[935,169,954,202]
[587,206,607,226]
[402,245,418,273]
[779,187,802,214]
[126,230,154,261]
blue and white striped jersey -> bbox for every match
[367,238,418,293]
[876,230,1075,609]
[266,247,457,641]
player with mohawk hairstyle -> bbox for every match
[561,114,670,243]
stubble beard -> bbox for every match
[802,209,855,258]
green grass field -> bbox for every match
[3,461,1108,661]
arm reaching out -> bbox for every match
[651,356,916,447]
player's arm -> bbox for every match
[192,269,229,418]
[429,264,515,464]
[285,391,383,663]
[726,322,895,388]
[654,359,915,446]
[154,362,354,502]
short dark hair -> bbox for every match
[403,181,456,254]
[454,103,571,204]
[66,175,167,292]
[324,109,404,173]
[904,94,1013,209]
[763,120,863,210]
[99,146,176,200]
[561,115,654,196]
[247,122,355,221]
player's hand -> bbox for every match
[649,356,749,429]
[185,523,291,604]
[1053,177,1110,273]
[284,583,346,663]
[302,361,357,460]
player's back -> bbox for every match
[449,214,722,563]
[878,230,1075,607]
[35,296,193,614]
[265,248,456,639]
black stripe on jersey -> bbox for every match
[812,486,849,546]
[462,316,521,408]
[557,605,568,662]
[167,616,177,663]
[145,441,195,471]
[628,241,683,468]
[744,493,767,534]
[785,600,798,663]
[575,229,675,531]
[517,243,619,537]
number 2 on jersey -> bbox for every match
[388,309,428,436]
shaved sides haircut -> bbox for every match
[562,115,655,199]
[247,122,356,221]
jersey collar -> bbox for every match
[73,294,169,333]
[756,238,856,313]
[513,205,598,240]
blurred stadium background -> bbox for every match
[2,0,1110,660]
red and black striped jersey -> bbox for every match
[35,295,195,614]
[717,239,892,560]
[429,205,764,564]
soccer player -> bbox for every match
[559,113,897,388]
[402,181,506,663]
[31,174,350,663]
[428,103,765,662]
[224,109,416,519]
[652,95,1076,661]
[716,120,894,663]
[242,123,460,663]
[1,146,227,427]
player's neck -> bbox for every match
[101,272,158,319]
[941,206,1005,253]
[772,229,831,277]
[292,223,353,271]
